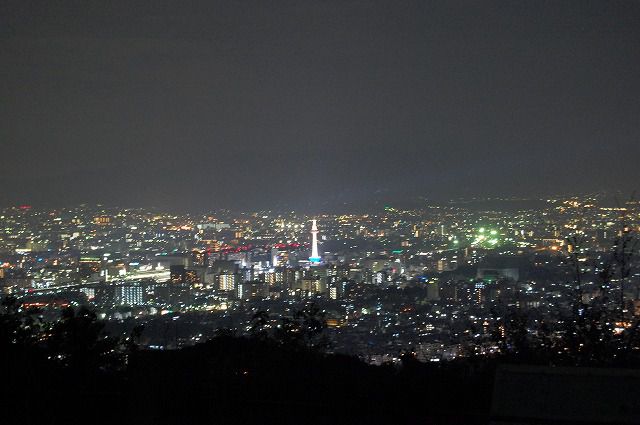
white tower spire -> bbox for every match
[309,219,321,263]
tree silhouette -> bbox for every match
[249,310,270,339]
[274,303,328,351]
[612,225,639,320]
[47,306,120,371]
[0,296,45,350]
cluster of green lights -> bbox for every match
[447,228,500,247]
[478,227,498,236]
[474,228,499,246]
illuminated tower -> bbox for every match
[309,219,321,263]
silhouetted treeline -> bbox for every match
[490,223,640,368]
[0,299,496,425]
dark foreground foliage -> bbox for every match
[3,297,640,425]
[2,338,495,425]
[0,302,493,425]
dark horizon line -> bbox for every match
[1,190,634,215]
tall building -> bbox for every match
[309,219,321,264]
[237,281,268,300]
[115,284,144,306]
[218,273,239,291]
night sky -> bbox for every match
[1,1,639,211]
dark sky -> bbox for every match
[1,1,639,211]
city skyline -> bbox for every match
[3,2,640,423]
[1,193,638,358]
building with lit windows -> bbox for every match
[115,284,144,306]
[237,281,268,300]
[218,273,239,291]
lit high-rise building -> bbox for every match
[309,219,321,264]
[218,273,239,291]
[115,284,144,306]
